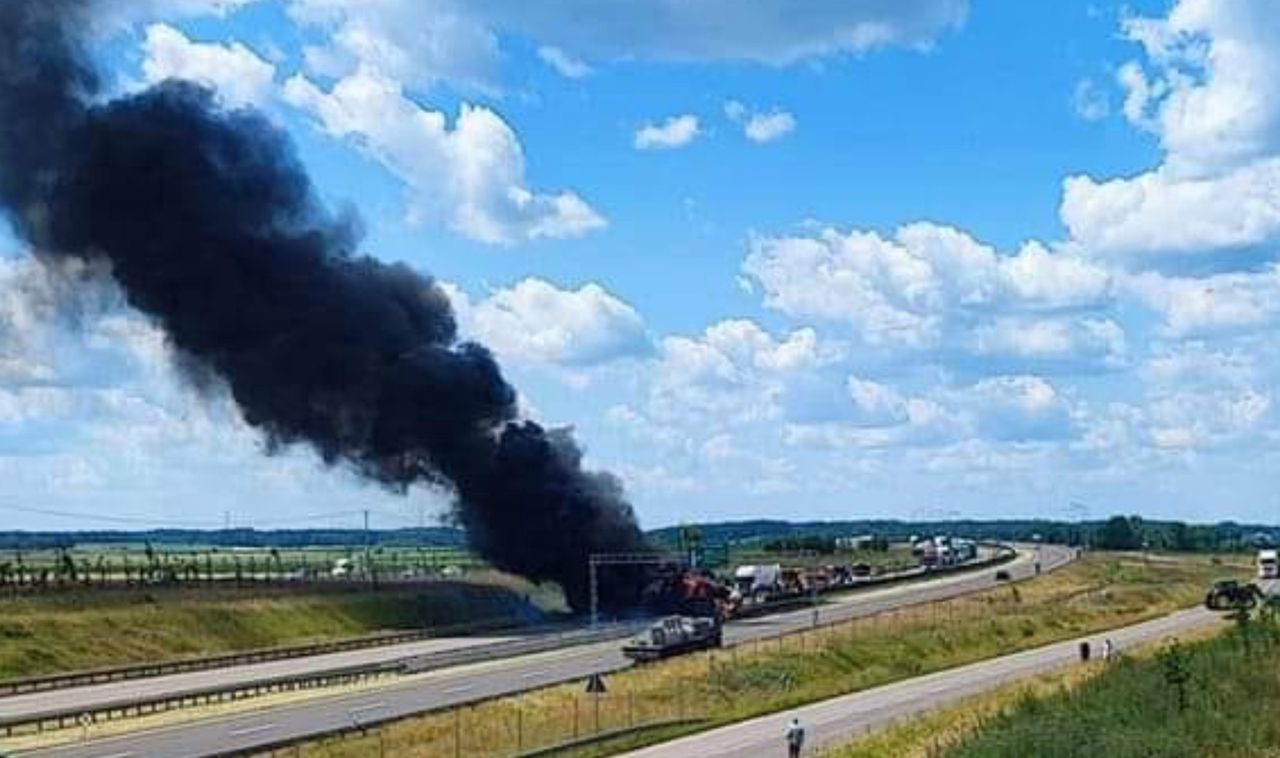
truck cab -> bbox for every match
[733,564,781,603]
[1259,550,1278,580]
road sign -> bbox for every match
[584,673,608,694]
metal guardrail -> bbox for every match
[0,661,402,737]
[0,624,640,737]
[0,613,541,698]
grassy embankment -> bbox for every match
[293,553,1241,758]
[0,571,559,680]
[835,611,1280,758]
[819,620,1228,758]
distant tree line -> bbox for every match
[0,527,466,551]
[650,518,1277,553]
[1089,515,1260,552]
[760,535,890,554]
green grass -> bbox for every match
[940,617,1280,758]
[0,571,558,680]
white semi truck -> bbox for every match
[1258,549,1278,580]
[733,564,782,603]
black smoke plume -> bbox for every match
[0,0,650,611]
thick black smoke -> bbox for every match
[0,1,650,611]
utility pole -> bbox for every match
[589,556,598,629]
[363,509,372,586]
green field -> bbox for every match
[0,544,481,587]
[0,571,560,680]
[936,615,1280,758]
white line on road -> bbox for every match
[520,670,547,679]
[91,753,136,758]
[348,702,386,715]
[227,723,276,737]
[441,684,473,695]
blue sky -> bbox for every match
[2,0,1279,531]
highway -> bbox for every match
[0,545,1060,728]
[8,544,1074,757]
[619,606,1223,758]
[0,634,519,724]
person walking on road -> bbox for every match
[785,716,806,757]
[1102,637,1114,662]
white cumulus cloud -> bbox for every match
[141,24,276,107]
[1126,265,1280,338]
[634,115,702,151]
[961,375,1075,442]
[972,317,1126,367]
[742,223,1112,348]
[1062,0,1280,265]
[448,278,651,368]
[283,69,605,244]
[726,101,797,143]
[1061,159,1280,260]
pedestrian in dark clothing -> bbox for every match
[785,716,805,757]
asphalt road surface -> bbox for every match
[620,606,1222,758]
[0,634,518,725]
[10,545,1075,757]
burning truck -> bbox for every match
[622,566,737,661]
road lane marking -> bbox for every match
[521,670,547,679]
[228,723,277,737]
[91,753,136,758]
[442,684,473,695]
[349,701,386,714]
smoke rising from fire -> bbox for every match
[0,0,649,611]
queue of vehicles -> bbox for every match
[915,536,978,570]
[622,535,987,661]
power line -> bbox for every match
[0,502,222,528]
[0,503,383,530]
[246,509,368,527]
